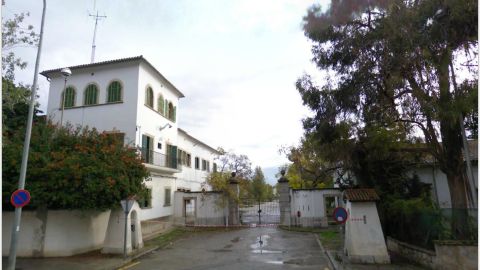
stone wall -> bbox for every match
[387,237,478,270]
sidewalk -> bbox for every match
[2,228,177,270]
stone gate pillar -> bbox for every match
[278,170,291,226]
[228,172,240,225]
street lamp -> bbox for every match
[59,67,72,125]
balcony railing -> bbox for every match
[140,148,178,170]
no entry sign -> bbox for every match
[333,207,348,224]
[10,189,31,208]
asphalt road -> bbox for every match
[127,227,331,270]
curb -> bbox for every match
[111,245,160,270]
[315,233,337,270]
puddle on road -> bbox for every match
[266,260,284,265]
[251,249,283,254]
[250,234,284,254]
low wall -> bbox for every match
[173,191,227,226]
[3,209,111,257]
[290,188,342,227]
[434,240,478,270]
[387,237,477,270]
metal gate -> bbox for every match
[239,199,280,226]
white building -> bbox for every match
[41,55,220,222]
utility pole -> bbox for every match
[7,1,47,269]
[89,8,106,63]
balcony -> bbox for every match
[140,148,180,174]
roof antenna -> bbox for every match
[89,0,106,63]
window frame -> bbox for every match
[61,85,76,108]
[195,157,200,170]
[164,187,172,206]
[84,83,99,106]
[157,94,165,115]
[145,86,154,108]
[107,80,123,103]
[139,188,152,209]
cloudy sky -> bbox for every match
[3,0,329,183]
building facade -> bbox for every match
[41,56,220,221]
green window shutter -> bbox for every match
[108,81,122,103]
[158,95,164,114]
[172,106,176,122]
[84,84,98,105]
[145,87,153,107]
[171,145,178,169]
[63,86,75,107]
[164,100,169,118]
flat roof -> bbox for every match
[178,128,221,155]
[40,55,185,98]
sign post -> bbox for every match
[121,199,135,259]
[7,1,46,270]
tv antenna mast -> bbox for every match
[89,0,106,63]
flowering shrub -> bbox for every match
[3,121,149,211]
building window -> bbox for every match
[164,188,171,206]
[195,157,200,170]
[206,161,210,172]
[213,163,217,173]
[157,94,165,114]
[84,84,99,105]
[61,86,76,108]
[177,149,192,167]
[138,188,152,209]
[202,159,207,171]
[166,102,176,122]
[145,87,154,108]
[107,81,122,103]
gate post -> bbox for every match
[278,170,291,226]
[228,172,240,225]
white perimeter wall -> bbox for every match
[290,189,342,218]
[2,210,110,257]
[173,191,226,225]
[46,62,139,145]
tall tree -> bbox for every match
[2,12,39,81]
[251,167,267,201]
[298,0,477,238]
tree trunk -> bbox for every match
[436,50,472,239]
[445,171,472,239]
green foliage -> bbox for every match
[3,121,149,211]
[282,163,333,189]
[2,78,42,135]
[2,12,39,81]
[299,0,477,238]
[380,194,445,250]
[250,167,275,201]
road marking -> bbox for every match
[118,261,140,270]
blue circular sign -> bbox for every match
[333,207,348,224]
[10,189,31,208]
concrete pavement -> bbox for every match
[128,227,332,270]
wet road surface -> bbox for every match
[129,227,331,270]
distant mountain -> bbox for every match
[262,166,281,185]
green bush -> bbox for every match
[3,121,149,211]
